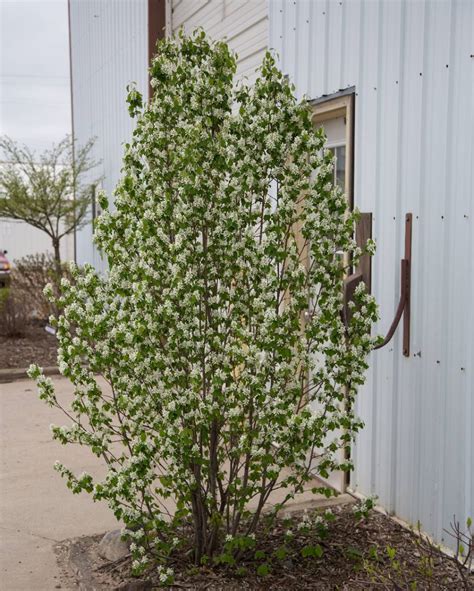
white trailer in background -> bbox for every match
[0,218,74,263]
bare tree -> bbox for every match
[0,135,100,272]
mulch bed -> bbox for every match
[56,503,473,590]
[0,321,57,369]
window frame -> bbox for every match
[310,89,355,212]
[308,89,356,493]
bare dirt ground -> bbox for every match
[57,503,474,590]
[0,321,57,368]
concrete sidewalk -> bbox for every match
[0,375,352,590]
[0,376,118,591]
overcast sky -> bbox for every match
[0,0,71,153]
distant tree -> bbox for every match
[0,135,100,272]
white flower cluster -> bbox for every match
[30,31,379,576]
[353,495,378,519]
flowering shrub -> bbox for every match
[11,253,72,320]
[29,32,378,579]
[353,495,378,520]
[0,286,29,337]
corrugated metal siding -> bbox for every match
[69,0,148,269]
[169,0,268,84]
[71,1,267,268]
[270,0,473,549]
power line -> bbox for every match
[0,100,69,106]
[0,74,69,79]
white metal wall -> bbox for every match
[0,219,74,263]
[168,0,268,84]
[69,0,149,269]
[270,0,474,549]
[70,1,268,269]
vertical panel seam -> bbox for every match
[371,0,384,500]
[391,0,406,519]
[414,0,430,530]
[439,0,458,544]
[323,0,329,94]
[340,0,346,88]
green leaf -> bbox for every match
[346,546,363,561]
[256,563,270,577]
[216,553,235,566]
[274,546,287,561]
[301,544,323,559]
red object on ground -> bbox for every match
[0,250,11,287]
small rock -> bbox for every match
[114,580,152,591]
[97,529,130,562]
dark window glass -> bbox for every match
[327,145,346,192]
[335,145,345,192]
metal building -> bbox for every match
[68,0,151,269]
[167,0,268,84]
[270,0,473,549]
[69,0,267,267]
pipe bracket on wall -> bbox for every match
[343,212,412,357]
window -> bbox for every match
[311,89,355,210]
[91,182,103,228]
[308,90,355,494]
[328,145,346,191]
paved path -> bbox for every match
[0,376,353,590]
[0,377,118,590]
